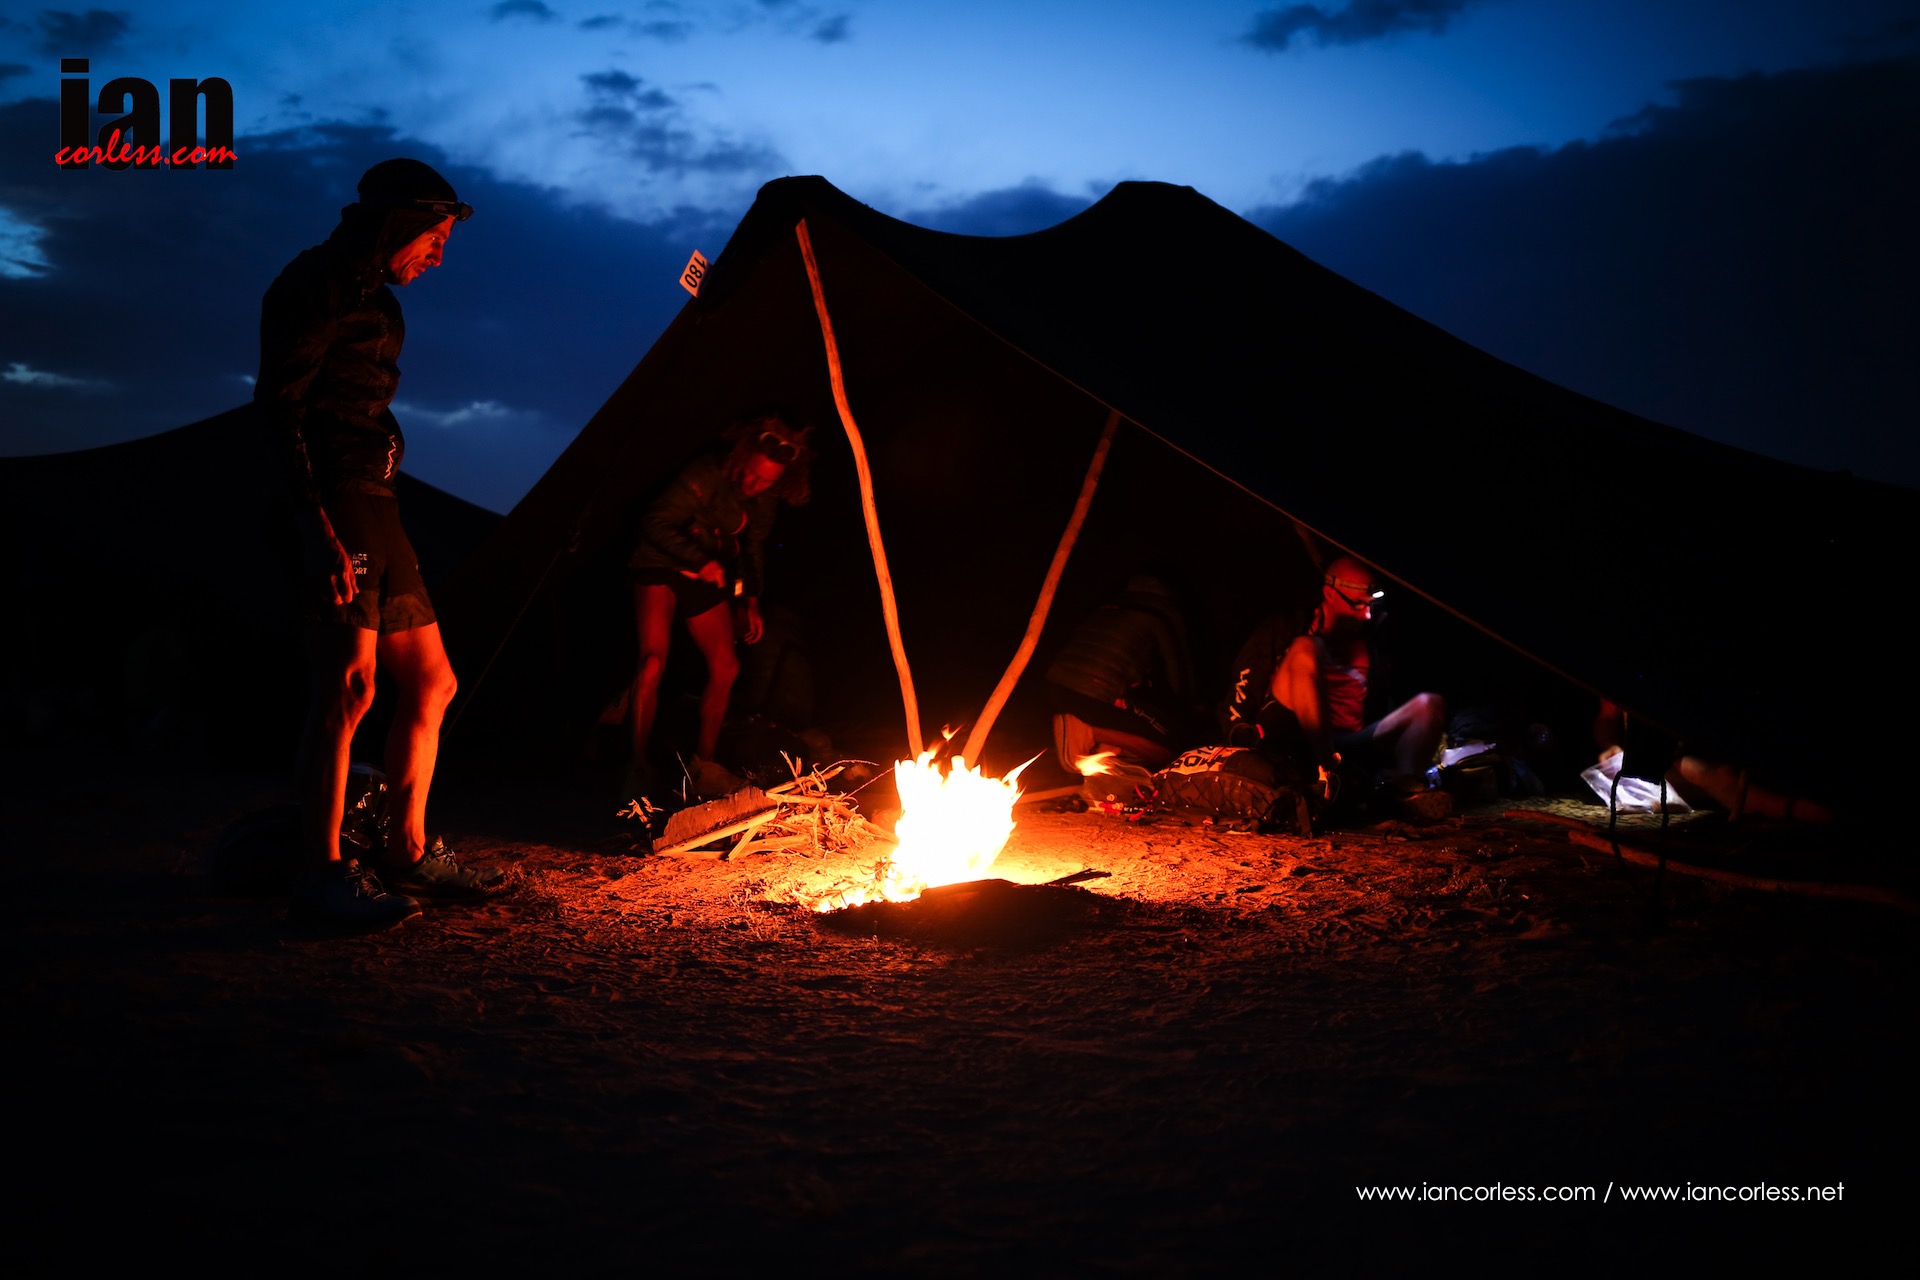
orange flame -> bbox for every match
[1074,750,1118,776]
[820,742,1036,910]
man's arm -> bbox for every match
[1221,618,1284,741]
[256,266,355,603]
[255,265,343,506]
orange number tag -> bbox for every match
[679,249,709,297]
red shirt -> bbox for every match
[1313,609,1370,734]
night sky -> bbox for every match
[2,1,1915,512]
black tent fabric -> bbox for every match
[0,406,500,762]
[440,176,1915,804]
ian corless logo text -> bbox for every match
[55,59,236,169]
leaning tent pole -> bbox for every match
[957,408,1121,769]
[795,218,925,756]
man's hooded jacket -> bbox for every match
[255,199,448,507]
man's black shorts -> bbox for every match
[1047,681,1178,752]
[309,489,436,633]
[632,566,731,618]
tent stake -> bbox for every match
[958,408,1121,769]
[796,219,925,756]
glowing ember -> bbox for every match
[1074,750,1118,776]
[820,746,1036,910]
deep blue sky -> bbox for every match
[2,1,1915,510]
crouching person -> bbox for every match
[624,415,814,799]
[1046,570,1203,778]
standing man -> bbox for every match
[257,158,501,927]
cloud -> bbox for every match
[0,63,32,84]
[33,8,131,54]
[0,99,742,507]
[392,398,543,430]
[488,0,558,22]
[1242,0,1485,52]
[904,182,1094,238]
[636,18,694,40]
[735,0,854,45]
[4,361,106,389]
[1247,55,1920,484]
[578,2,696,38]
[582,69,676,110]
[0,207,53,278]
[574,67,783,176]
[578,12,695,40]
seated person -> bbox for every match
[1045,571,1201,775]
[1222,555,1447,802]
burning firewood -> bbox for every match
[652,787,781,855]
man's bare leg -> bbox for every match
[370,619,501,896]
[291,622,422,925]
[1054,712,1175,772]
[683,601,741,763]
[631,584,675,767]
[1673,755,1833,824]
[1366,692,1448,777]
[376,622,458,865]
[298,625,380,865]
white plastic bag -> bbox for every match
[1581,747,1691,814]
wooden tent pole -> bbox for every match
[1509,812,1920,914]
[795,219,924,756]
[958,408,1121,769]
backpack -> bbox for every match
[1147,745,1312,835]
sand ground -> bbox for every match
[8,761,1911,1271]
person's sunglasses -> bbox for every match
[1327,578,1383,609]
[756,432,798,464]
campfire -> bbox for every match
[821,740,1036,910]
[790,232,1124,914]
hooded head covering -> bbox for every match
[330,158,473,280]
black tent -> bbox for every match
[440,176,1914,803]
[0,407,500,763]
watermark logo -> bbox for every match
[55,59,236,170]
